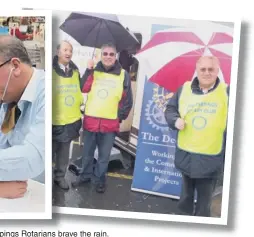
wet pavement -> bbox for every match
[53,170,179,214]
[53,143,222,217]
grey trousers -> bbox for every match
[53,140,71,181]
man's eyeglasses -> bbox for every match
[200,67,215,73]
[102,52,115,57]
[0,59,11,69]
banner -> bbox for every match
[131,77,182,198]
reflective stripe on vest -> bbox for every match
[85,69,125,119]
[177,81,228,155]
[52,70,83,125]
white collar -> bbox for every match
[19,68,37,102]
[58,63,69,71]
[200,83,216,94]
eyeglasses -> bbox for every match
[0,59,11,69]
[102,52,115,57]
[199,67,215,73]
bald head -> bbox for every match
[57,40,73,51]
[196,56,220,89]
[57,40,73,65]
[196,56,220,69]
[0,35,31,65]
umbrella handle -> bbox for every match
[92,47,96,60]
[92,19,102,60]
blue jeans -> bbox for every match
[80,130,116,184]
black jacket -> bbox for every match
[52,55,82,142]
[164,77,229,178]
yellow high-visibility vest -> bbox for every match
[52,70,83,125]
[85,70,125,119]
[178,81,228,155]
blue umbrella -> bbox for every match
[59,12,140,52]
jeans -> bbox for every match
[79,130,116,184]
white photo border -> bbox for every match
[0,9,52,220]
[47,9,241,226]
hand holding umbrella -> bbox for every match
[87,59,95,69]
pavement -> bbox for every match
[53,142,222,218]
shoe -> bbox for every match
[54,179,69,190]
[71,177,91,188]
[96,183,106,193]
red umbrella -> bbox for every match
[136,26,233,92]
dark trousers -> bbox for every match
[178,174,217,217]
[80,130,116,184]
[52,140,71,181]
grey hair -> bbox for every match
[0,36,31,65]
[101,43,117,53]
[57,40,73,50]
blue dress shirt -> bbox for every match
[0,68,45,181]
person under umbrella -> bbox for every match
[52,40,84,190]
[72,43,133,193]
[164,56,229,217]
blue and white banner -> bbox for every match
[131,77,182,198]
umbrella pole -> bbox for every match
[92,47,96,60]
[91,19,102,60]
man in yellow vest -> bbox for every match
[52,41,83,190]
[72,43,133,193]
[165,56,229,216]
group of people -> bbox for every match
[52,41,133,193]
[0,35,228,217]
[1,17,37,41]
[53,40,228,217]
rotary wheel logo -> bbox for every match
[97,89,108,99]
[192,116,207,130]
[65,95,75,106]
[145,85,174,132]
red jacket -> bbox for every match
[82,61,133,133]
[10,28,31,40]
